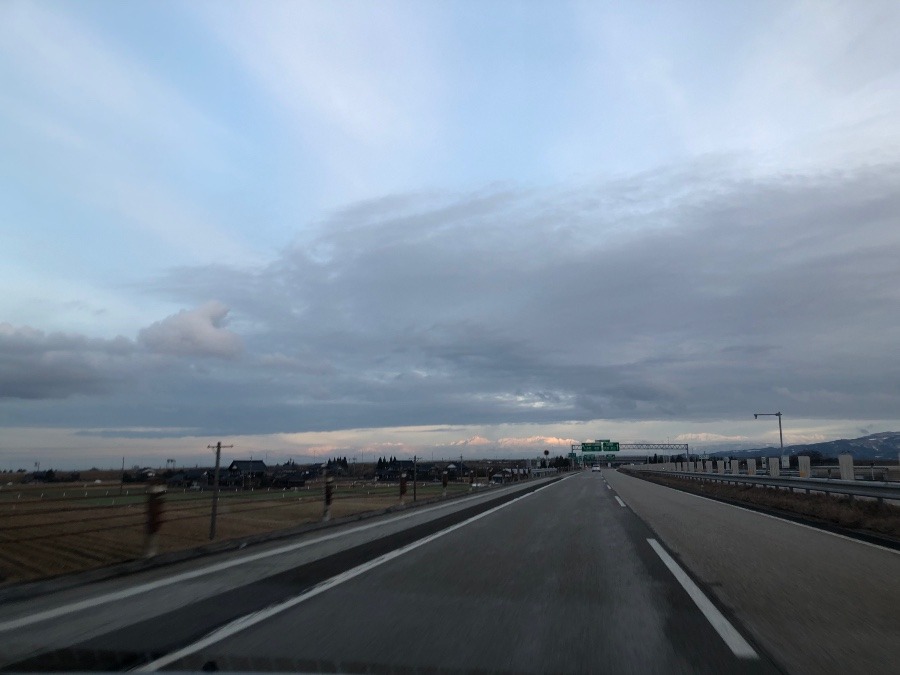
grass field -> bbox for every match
[0,480,475,585]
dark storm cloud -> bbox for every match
[6,159,900,433]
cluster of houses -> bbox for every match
[160,457,546,490]
[165,460,312,490]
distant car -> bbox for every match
[591,465,601,472]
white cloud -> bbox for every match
[138,301,242,359]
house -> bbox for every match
[443,463,471,481]
[228,460,267,476]
[376,459,417,481]
[166,469,209,489]
[227,460,267,488]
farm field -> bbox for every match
[0,480,475,585]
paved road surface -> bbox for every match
[607,468,900,675]
[0,472,780,673]
[144,472,776,673]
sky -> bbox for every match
[2,0,900,469]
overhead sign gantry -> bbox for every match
[574,440,620,453]
[572,441,691,463]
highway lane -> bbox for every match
[607,468,900,675]
[144,472,776,674]
[0,477,560,669]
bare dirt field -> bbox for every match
[0,480,473,585]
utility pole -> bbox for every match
[208,441,233,540]
[119,456,125,495]
[413,455,417,502]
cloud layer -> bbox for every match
[5,157,895,442]
[2,2,900,462]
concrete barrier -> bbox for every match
[747,458,757,476]
[717,459,726,474]
[729,459,739,474]
[769,458,780,477]
[839,454,854,481]
[798,455,811,478]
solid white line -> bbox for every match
[0,480,559,633]
[629,476,900,557]
[647,538,758,659]
[136,481,559,672]
[615,496,626,508]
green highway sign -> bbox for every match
[607,454,616,459]
[581,440,619,452]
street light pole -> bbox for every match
[754,412,784,465]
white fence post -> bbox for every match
[838,454,854,481]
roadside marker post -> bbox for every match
[144,484,166,558]
[323,473,334,522]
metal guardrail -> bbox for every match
[633,468,900,502]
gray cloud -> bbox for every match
[0,302,241,403]
[7,159,900,434]
[0,323,133,399]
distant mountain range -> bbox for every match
[707,432,900,461]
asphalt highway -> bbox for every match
[607,468,900,675]
[146,470,777,674]
[1,471,778,673]
[3,468,887,673]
